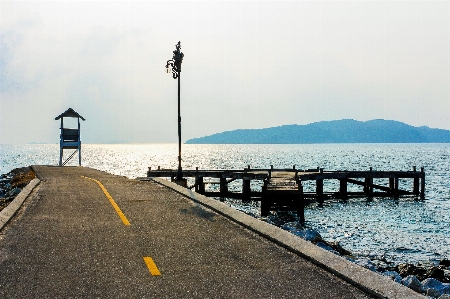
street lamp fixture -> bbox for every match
[165,41,185,182]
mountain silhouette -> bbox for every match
[186,119,450,144]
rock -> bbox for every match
[8,188,21,197]
[402,275,423,292]
[444,284,450,294]
[355,257,376,272]
[294,229,322,242]
[382,271,402,284]
[423,278,445,290]
[328,241,352,256]
[315,242,340,255]
[345,256,355,262]
[439,294,450,299]
[441,260,450,267]
[422,278,444,297]
[427,267,446,280]
[428,288,443,298]
[281,222,302,232]
[398,263,417,277]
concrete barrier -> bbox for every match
[0,178,40,230]
[151,177,426,299]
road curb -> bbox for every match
[151,177,425,299]
[0,178,40,230]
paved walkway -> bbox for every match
[0,166,400,298]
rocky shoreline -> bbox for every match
[0,167,36,212]
[267,217,450,298]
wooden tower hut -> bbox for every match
[55,108,85,166]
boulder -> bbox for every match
[440,260,450,267]
[315,242,340,255]
[355,257,376,272]
[294,229,322,242]
[398,263,417,277]
[443,284,450,294]
[439,294,450,299]
[422,278,444,297]
[428,288,442,298]
[382,271,402,284]
[402,275,423,292]
[328,241,352,256]
[427,267,446,280]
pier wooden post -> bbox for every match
[389,177,394,195]
[365,178,373,199]
[365,177,373,197]
[261,180,270,216]
[413,166,420,196]
[316,180,324,204]
[389,175,399,197]
[364,167,373,197]
[242,179,251,200]
[394,177,399,198]
[297,181,305,224]
[220,177,228,195]
[339,178,347,198]
[199,177,205,194]
[316,168,324,204]
[195,176,205,194]
[193,168,205,194]
[420,167,425,199]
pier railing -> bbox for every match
[144,166,425,223]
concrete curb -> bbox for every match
[151,177,426,299]
[0,178,40,230]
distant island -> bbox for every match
[186,119,450,144]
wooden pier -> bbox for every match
[145,166,425,223]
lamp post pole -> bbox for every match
[166,41,184,181]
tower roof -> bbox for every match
[55,108,85,121]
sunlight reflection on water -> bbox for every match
[1,143,449,265]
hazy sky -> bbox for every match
[1,1,449,144]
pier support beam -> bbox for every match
[395,177,399,198]
[220,177,228,196]
[364,177,373,197]
[390,177,399,198]
[339,178,347,198]
[316,179,324,204]
[242,179,251,200]
[420,167,425,199]
[195,176,205,194]
[389,178,394,194]
[261,180,270,217]
[297,182,305,224]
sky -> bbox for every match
[0,0,449,144]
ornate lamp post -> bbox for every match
[165,41,184,181]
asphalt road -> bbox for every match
[0,166,373,298]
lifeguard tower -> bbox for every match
[55,108,85,166]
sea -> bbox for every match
[1,143,449,267]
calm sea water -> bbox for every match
[1,143,449,266]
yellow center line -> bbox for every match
[81,176,130,226]
[143,257,161,276]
